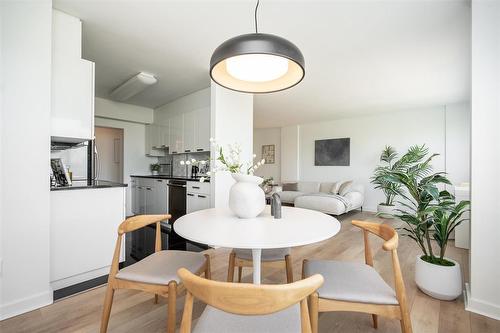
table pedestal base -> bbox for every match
[251,248,262,284]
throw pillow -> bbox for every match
[338,180,353,196]
[282,182,298,191]
[329,181,342,194]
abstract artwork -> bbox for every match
[314,138,350,166]
[262,144,275,164]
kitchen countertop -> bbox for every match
[131,175,210,182]
[51,180,128,191]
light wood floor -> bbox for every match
[1,211,499,333]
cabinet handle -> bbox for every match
[157,180,163,182]
[172,151,177,154]
[185,149,191,152]
[146,187,152,190]
[187,193,195,196]
[192,186,200,189]
[198,195,207,198]
[196,148,204,151]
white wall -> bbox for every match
[281,125,300,182]
[253,127,281,182]
[155,87,210,122]
[95,97,153,124]
[468,0,500,320]
[291,105,469,212]
[446,102,471,185]
[0,1,53,319]
[95,98,157,216]
[210,83,253,208]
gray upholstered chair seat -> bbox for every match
[303,259,398,305]
[233,248,291,261]
[193,304,301,333]
[116,250,206,285]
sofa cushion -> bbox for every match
[319,182,335,193]
[297,181,320,193]
[338,180,354,196]
[281,182,298,191]
[278,191,305,204]
[294,195,347,215]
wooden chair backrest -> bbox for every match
[178,268,323,333]
[109,214,171,278]
[351,220,407,309]
[352,220,398,251]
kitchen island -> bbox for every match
[50,183,127,298]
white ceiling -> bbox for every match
[54,0,471,128]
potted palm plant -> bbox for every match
[384,145,470,300]
[371,146,400,217]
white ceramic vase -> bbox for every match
[229,173,265,219]
[415,255,462,300]
[377,203,396,218]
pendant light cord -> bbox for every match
[254,0,260,33]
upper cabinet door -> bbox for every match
[183,110,196,153]
[195,107,211,152]
[51,59,95,140]
[145,124,165,157]
[51,10,94,141]
[169,114,184,154]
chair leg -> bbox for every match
[204,254,212,280]
[167,281,177,333]
[372,314,378,329]
[100,285,115,333]
[227,252,235,282]
[400,305,413,333]
[309,292,319,333]
[285,255,294,283]
[154,294,159,304]
[237,266,243,283]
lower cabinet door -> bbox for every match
[187,193,210,213]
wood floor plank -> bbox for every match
[1,210,499,333]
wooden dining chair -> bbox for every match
[100,215,211,333]
[178,267,324,333]
[302,220,412,333]
[227,248,294,283]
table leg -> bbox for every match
[251,248,262,284]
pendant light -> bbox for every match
[210,0,305,93]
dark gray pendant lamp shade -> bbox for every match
[209,2,305,93]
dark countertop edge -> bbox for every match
[131,175,211,182]
[51,182,128,191]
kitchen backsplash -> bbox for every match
[160,151,210,177]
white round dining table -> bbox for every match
[174,206,341,284]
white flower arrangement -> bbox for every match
[179,138,265,182]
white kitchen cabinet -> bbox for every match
[187,193,211,213]
[50,187,126,290]
[145,124,165,157]
[194,107,211,152]
[183,110,196,153]
[131,177,168,215]
[186,180,211,213]
[151,179,168,214]
[160,121,170,149]
[51,10,95,142]
[169,114,184,154]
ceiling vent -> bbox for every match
[110,72,158,101]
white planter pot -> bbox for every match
[415,255,462,300]
[229,173,265,219]
[377,204,396,218]
[152,170,159,175]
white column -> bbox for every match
[468,0,500,320]
[280,125,300,182]
[0,0,53,319]
[210,82,253,209]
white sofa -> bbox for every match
[278,181,364,216]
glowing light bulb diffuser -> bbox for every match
[226,54,289,82]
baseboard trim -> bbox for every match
[465,283,500,320]
[0,289,53,320]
